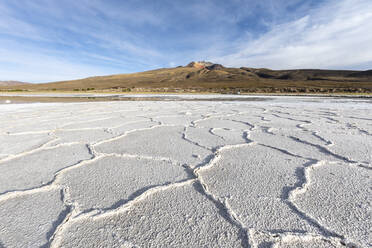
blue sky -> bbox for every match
[0,0,372,83]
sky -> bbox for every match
[0,0,372,83]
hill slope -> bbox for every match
[1,62,372,93]
[0,81,29,86]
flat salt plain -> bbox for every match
[0,95,371,248]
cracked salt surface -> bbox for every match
[294,162,372,247]
[185,126,246,149]
[0,144,93,194]
[0,188,66,248]
[52,182,244,248]
[59,156,191,212]
[95,125,212,167]
[0,96,371,248]
[198,145,319,234]
[0,133,52,155]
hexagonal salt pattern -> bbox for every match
[0,97,370,247]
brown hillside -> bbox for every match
[346,70,372,78]
[1,62,372,93]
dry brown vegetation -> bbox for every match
[1,63,372,94]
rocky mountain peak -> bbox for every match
[186,61,224,70]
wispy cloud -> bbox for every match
[215,0,372,70]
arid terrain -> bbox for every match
[1,62,372,94]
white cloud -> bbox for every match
[215,0,372,69]
[0,1,166,82]
[0,1,163,63]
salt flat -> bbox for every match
[0,96,371,248]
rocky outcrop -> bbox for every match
[187,61,225,70]
[205,63,224,70]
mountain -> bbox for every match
[1,62,371,93]
[0,81,29,86]
[346,70,372,78]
